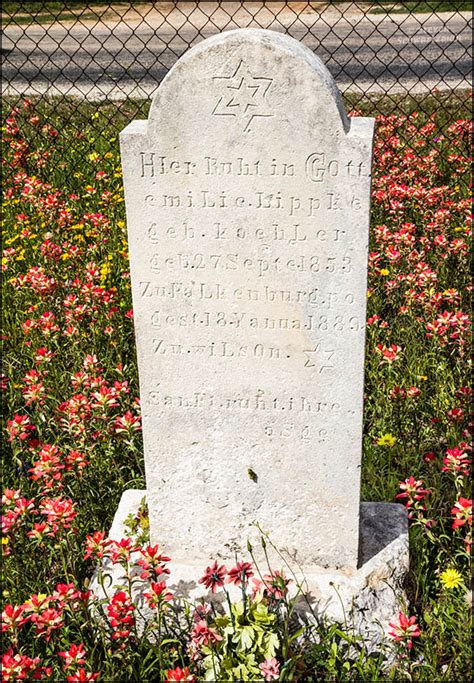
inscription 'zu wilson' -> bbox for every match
[152,339,285,360]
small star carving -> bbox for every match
[303,344,335,373]
[212,60,273,133]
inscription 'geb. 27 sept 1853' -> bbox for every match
[120,29,374,570]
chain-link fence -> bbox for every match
[1,1,472,175]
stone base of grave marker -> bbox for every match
[90,489,409,652]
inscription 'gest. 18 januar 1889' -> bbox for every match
[120,29,374,570]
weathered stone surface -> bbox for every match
[90,490,409,651]
[121,28,374,572]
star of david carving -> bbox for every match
[212,60,273,133]
[303,344,335,373]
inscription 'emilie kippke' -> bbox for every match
[144,189,361,215]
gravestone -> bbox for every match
[121,28,373,570]
[96,28,409,644]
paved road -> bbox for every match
[1,3,472,100]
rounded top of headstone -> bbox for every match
[147,28,350,139]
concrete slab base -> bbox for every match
[90,489,409,651]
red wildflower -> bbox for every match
[106,591,135,639]
[66,669,100,682]
[84,531,109,560]
[30,606,64,639]
[107,537,138,565]
[375,343,402,364]
[6,414,35,442]
[1,489,21,507]
[166,666,195,682]
[396,476,431,505]
[451,497,472,529]
[143,581,173,609]
[442,447,471,475]
[388,611,421,649]
[53,583,89,610]
[39,496,77,530]
[447,407,465,423]
[1,603,29,634]
[58,643,86,669]
[1,649,42,681]
[136,544,171,580]
[198,560,227,593]
[27,522,51,542]
[113,410,141,435]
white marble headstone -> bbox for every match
[120,29,374,571]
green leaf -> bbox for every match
[264,631,279,658]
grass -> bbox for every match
[0,1,150,25]
[370,1,472,13]
[1,90,472,680]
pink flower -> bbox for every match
[259,657,280,681]
[252,570,292,600]
[191,620,222,646]
[388,611,421,649]
[226,561,254,586]
[198,560,227,593]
